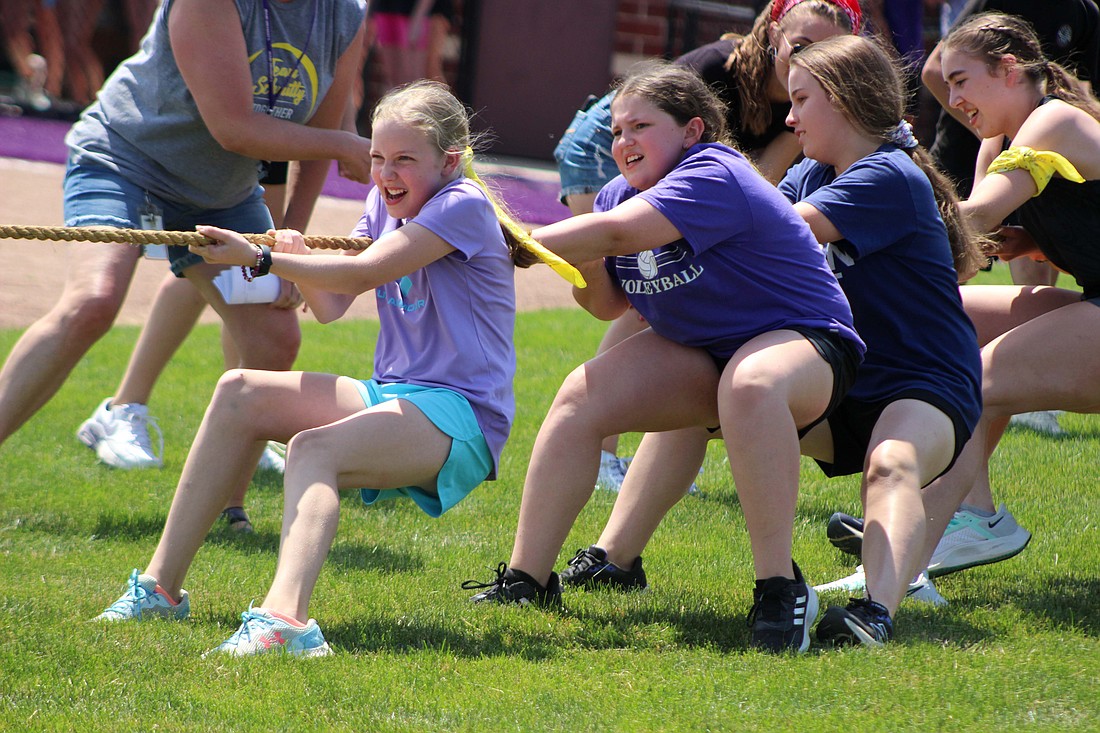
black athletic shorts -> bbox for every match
[814,388,972,481]
[708,326,862,438]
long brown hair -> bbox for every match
[943,12,1100,123]
[724,0,857,138]
[791,35,987,280]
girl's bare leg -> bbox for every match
[719,331,834,581]
[144,370,368,598]
[859,400,954,615]
[263,397,452,621]
[509,330,720,586]
[597,427,710,567]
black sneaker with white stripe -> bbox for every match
[746,561,818,653]
[816,597,894,647]
[463,563,562,607]
[559,546,647,590]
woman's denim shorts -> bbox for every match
[553,91,618,204]
[63,159,273,277]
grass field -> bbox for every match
[1,268,1097,731]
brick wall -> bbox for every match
[612,0,759,74]
[615,0,672,57]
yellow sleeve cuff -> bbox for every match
[986,146,1085,197]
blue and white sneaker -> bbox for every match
[595,451,629,492]
[205,606,333,658]
[256,441,286,473]
[95,569,190,621]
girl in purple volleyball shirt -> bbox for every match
[466,62,865,655]
[93,80,580,657]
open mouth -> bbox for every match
[384,186,408,204]
[625,153,643,167]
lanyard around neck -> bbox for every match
[260,0,317,113]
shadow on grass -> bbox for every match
[9,510,427,576]
[360,604,752,658]
[325,618,564,661]
[1012,575,1100,633]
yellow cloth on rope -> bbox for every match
[986,146,1084,197]
[462,149,586,288]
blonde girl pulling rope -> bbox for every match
[92,80,578,657]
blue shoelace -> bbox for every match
[106,569,150,618]
[225,605,272,647]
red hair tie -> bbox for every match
[770,0,862,34]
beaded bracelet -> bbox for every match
[241,244,264,282]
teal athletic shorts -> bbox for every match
[353,380,492,518]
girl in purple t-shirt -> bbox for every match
[466,62,864,654]
[93,80,579,657]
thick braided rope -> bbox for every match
[0,224,372,250]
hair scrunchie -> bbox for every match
[770,0,861,33]
[459,147,587,288]
[986,146,1084,197]
[886,119,919,150]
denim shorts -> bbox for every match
[553,91,618,204]
[63,159,273,277]
[353,379,492,518]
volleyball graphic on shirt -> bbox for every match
[637,250,659,279]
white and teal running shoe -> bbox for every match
[928,504,1031,577]
[205,606,333,658]
[95,569,190,621]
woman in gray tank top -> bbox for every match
[0,1,369,518]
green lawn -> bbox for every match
[1,267,1096,731]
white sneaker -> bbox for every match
[257,441,286,473]
[813,565,947,607]
[927,504,1031,578]
[595,450,628,492]
[90,402,164,469]
[1008,410,1064,436]
[597,452,703,495]
[76,397,114,450]
[907,571,948,606]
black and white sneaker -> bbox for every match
[816,597,894,647]
[746,561,818,653]
[826,512,864,557]
[560,546,647,591]
[463,563,562,607]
